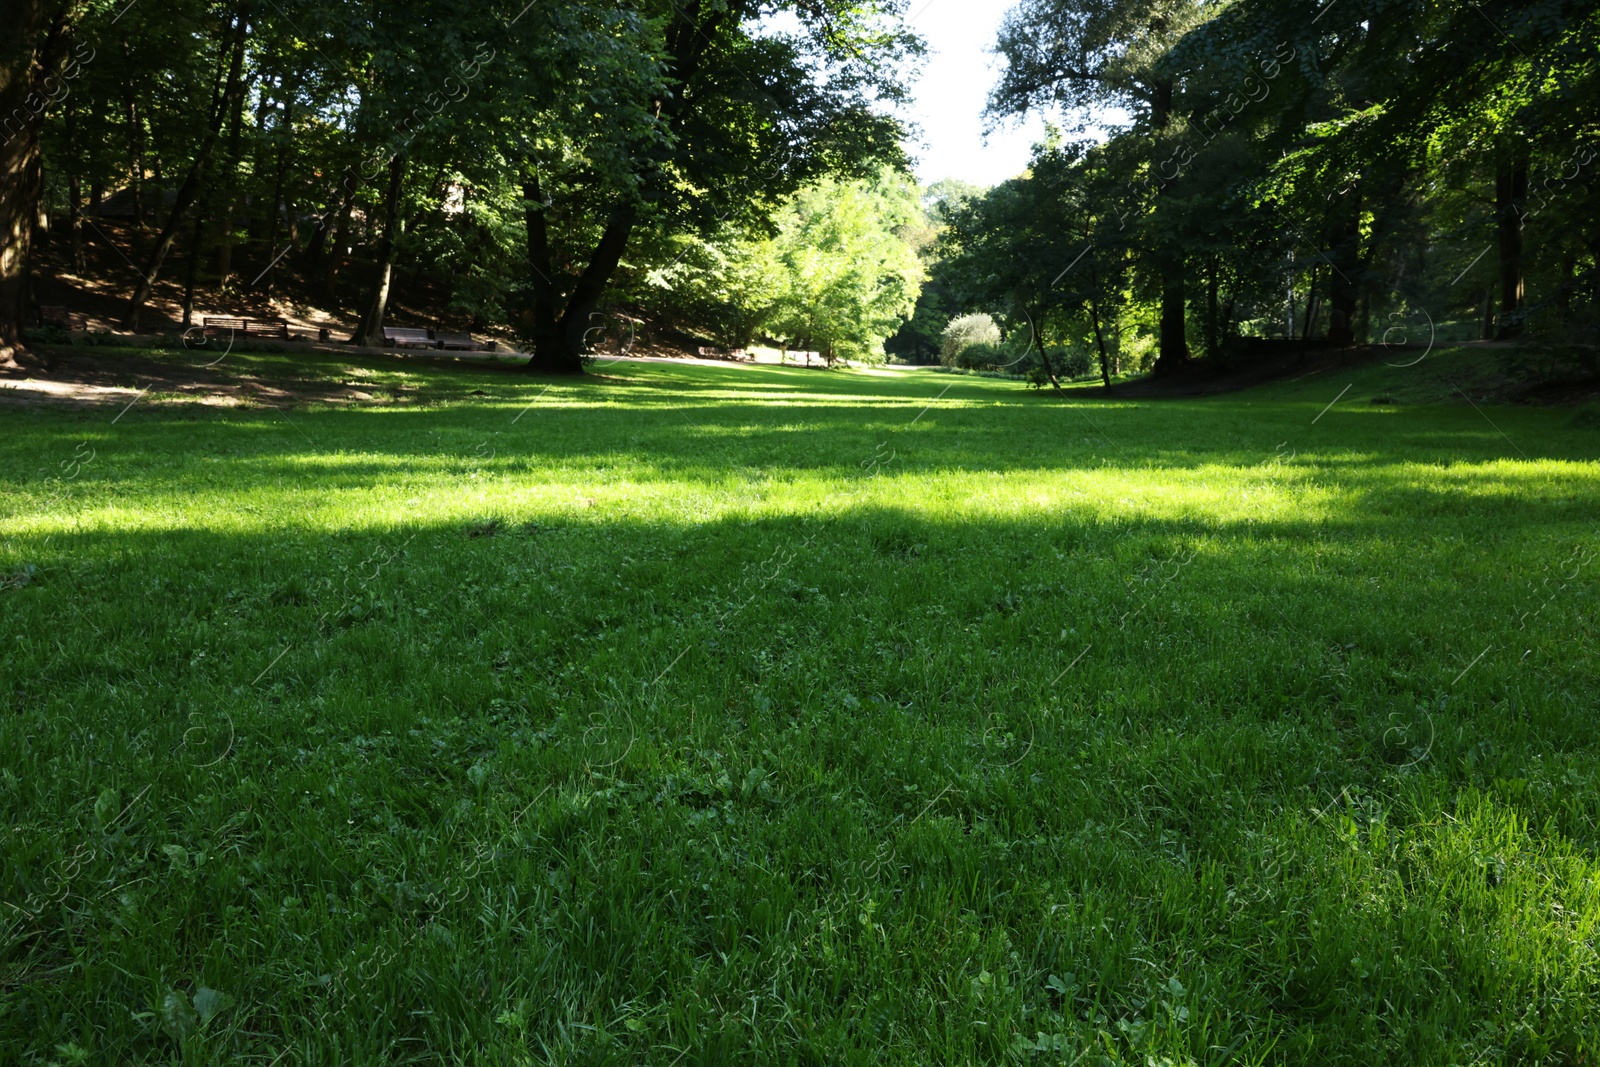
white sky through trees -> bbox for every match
[758,2,1067,190]
[902,0,1051,187]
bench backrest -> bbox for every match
[384,328,431,340]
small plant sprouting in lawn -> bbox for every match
[1,564,36,591]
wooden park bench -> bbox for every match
[38,305,86,331]
[383,327,437,349]
[202,316,249,337]
[202,316,290,339]
[244,318,290,339]
[435,331,481,351]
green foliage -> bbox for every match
[768,172,925,363]
[641,168,925,361]
[884,179,989,365]
[884,280,953,364]
[20,0,922,364]
[967,0,1600,372]
[954,340,1012,371]
[1051,346,1094,380]
[19,325,70,345]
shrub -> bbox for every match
[939,313,1001,367]
[955,341,1007,370]
[20,325,72,345]
[1052,347,1093,379]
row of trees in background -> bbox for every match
[902,0,1599,385]
[1,0,920,370]
[6,0,1596,378]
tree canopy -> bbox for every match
[928,0,1600,381]
[2,0,922,369]
[4,0,1596,379]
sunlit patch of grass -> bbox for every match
[1,349,1597,1063]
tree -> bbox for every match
[938,313,1000,367]
[1,0,73,365]
[990,0,1209,375]
[767,170,925,364]
[122,6,249,330]
[510,0,919,374]
[1167,0,1599,351]
[937,140,1136,388]
[884,177,983,364]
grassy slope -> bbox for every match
[3,347,1599,1064]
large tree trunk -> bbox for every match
[1149,78,1187,376]
[1156,273,1187,370]
[1496,160,1527,339]
[122,39,144,227]
[554,203,635,368]
[520,176,567,367]
[520,173,637,375]
[350,153,406,348]
[0,0,63,366]
[214,70,248,285]
[1326,186,1362,344]
[123,10,248,332]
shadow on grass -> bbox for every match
[4,496,1599,1061]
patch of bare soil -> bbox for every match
[0,347,387,411]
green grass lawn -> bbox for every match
[3,346,1598,1064]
